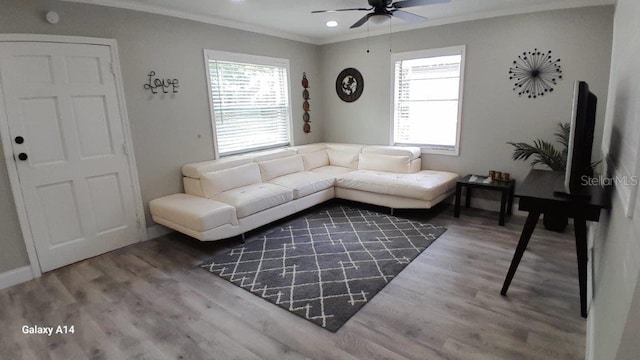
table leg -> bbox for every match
[507,185,515,215]
[574,216,588,318]
[499,190,507,226]
[454,184,462,217]
[465,187,472,208]
[501,210,541,295]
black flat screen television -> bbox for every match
[560,81,597,197]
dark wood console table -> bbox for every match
[500,169,610,318]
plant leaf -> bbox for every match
[555,122,571,149]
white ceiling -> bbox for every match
[62,0,615,44]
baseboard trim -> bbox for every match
[586,305,595,360]
[0,266,33,290]
[146,224,174,241]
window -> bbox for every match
[391,46,466,155]
[205,50,292,157]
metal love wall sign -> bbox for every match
[144,71,179,95]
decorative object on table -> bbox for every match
[143,71,179,95]
[469,175,493,184]
[455,174,515,226]
[200,205,446,332]
[509,49,562,98]
[488,171,511,182]
[336,67,364,103]
[302,73,311,133]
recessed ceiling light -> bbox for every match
[326,21,338,28]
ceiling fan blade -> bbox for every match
[392,0,450,9]
[311,8,372,14]
[350,13,374,28]
[391,9,428,23]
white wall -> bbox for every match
[0,0,323,273]
[320,6,613,209]
[589,0,640,359]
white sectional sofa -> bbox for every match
[149,143,458,241]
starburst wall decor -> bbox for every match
[509,49,562,98]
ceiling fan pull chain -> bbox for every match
[389,18,392,53]
[367,22,370,53]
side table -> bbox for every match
[454,174,515,226]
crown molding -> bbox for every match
[61,0,320,44]
[317,2,613,45]
[62,0,614,46]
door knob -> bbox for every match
[15,136,24,144]
[18,153,28,161]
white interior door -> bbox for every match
[0,41,141,272]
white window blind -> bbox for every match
[392,46,465,155]
[205,51,292,157]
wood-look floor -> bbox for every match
[0,202,586,360]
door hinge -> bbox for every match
[122,143,128,156]
[109,63,116,77]
[136,217,141,229]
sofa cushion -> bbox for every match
[327,149,359,169]
[212,183,293,218]
[182,149,296,179]
[252,149,298,163]
[269,171,334,199]
[362,145,421,160]
[201,163,262,198]
[149,194,237,232]
[336,170,458,201]
[258,155,305,182]
[291,143,327,154]
[358,153,412,173]
[182,158,253,179]
[310,165,354,177]
[302,150,330,170]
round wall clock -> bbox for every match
[508,48,562,99]
[336,68,364,103]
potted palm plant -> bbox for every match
[507,122,573,231]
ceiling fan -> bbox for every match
[312,0,451,29]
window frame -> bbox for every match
[203,49,294,159]
[389,45,466,156]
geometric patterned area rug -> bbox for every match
[200,205,446,332]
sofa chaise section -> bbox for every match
[332,146,458,209]
[335,170,459,209]
[149,194,238,241]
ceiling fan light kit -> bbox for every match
[369,14,391,25]
[312,0,450,29]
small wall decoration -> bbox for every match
[336,68,364,103]
[302,73,311,133]
[508,49,562,98]
[143,71,179,95]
